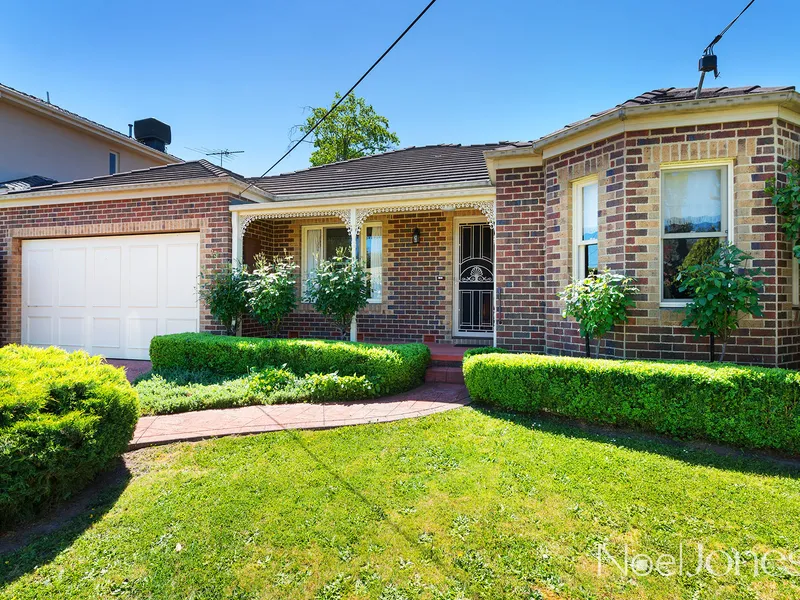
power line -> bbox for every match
[695,0,757,99]
[238,0,438,198]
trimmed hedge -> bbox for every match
[464,352,800,453]
[0,346,138,528]
[149,333,430,396]
[462,346,510,359]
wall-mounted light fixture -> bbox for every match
[412,227,421,245]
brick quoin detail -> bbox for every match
[0,192,233,346]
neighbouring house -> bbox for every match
[0,82,176,189]
[1,85,799,368]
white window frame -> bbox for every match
[301,222,383,303]
[572,176,599,280]
[793,257,799,307]
[659,159,735,307]
[109,151,120,175]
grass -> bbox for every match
[135,368,375,416]
[2,407,800,599]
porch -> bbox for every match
[231,193,498,346]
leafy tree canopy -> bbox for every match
[559,271,638,358]
[677,242,763,361]
[295,93,400,167]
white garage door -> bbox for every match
[22,232,200,360]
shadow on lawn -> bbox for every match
[0,458,132,586]
[471,404,800,478]
[277,424,467,587]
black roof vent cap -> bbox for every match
[133,118,172,152]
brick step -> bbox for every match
[425,366,464,385]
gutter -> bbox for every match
[485,90,800,160]
[0,176,273,207]
[230,180,495,213]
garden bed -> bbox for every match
[137,333,430,415]
[463,351,800,454]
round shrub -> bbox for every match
[0,345,138,529]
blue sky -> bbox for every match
[2,0,796,177]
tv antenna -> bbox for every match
[186,147,244,166]
[695,0,757,99]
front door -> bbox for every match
[455,221,494,337]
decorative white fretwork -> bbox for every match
[241,209,352,236]
[239,198,496,237]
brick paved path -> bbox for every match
[130,382,469,449]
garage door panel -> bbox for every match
[129,245,159,307]
[128,318,158,350]
[166,244,198,308]
[166,318,197,335]
[27,249,54,307]
[92,247,122,307]
[27,316,53,346]
[58,317,85,347]
[57,248,87,307]
[22,233,200,360]
[92,317,121,350]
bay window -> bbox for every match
[302,223,382,302]
[573,178,599,279]
[661,162,731,303]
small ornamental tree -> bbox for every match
[305,248,371,339]
[766,159,800,259]
[245,254,298,336]
[197,263,249,336]
[559,271,638,358]
[677,242,763,362]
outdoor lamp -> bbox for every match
[412,227,421,245]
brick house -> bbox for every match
[2,85,799,367]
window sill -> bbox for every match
[659,302,689,310]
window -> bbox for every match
[109,152,120,175]
[302,223,383,302]
[573,178,598,279]
[793,258,799,307]
[661,163,731,303]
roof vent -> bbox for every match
[133,118,172,152]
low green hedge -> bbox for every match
[149,333,430,397]
[464,353,800,453]
[0,346,138,528]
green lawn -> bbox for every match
[2,407,799,599]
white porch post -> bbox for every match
[350,207,358,342]
[231,211,242,267]
[492,195,498,348]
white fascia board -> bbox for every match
[230,182,495,214]
[483,91,800,163]
[0,177,272,208]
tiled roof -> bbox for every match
[249,144,501,196]
[7,160,248,194]
[0,175,57,194]
[0,83,181,161]
[496,85,796,151]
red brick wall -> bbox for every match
[241,209,485,343]
[494,118,798,367]
[495,165,546,352]
[0,192,233,346]
[776,119,800,367]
